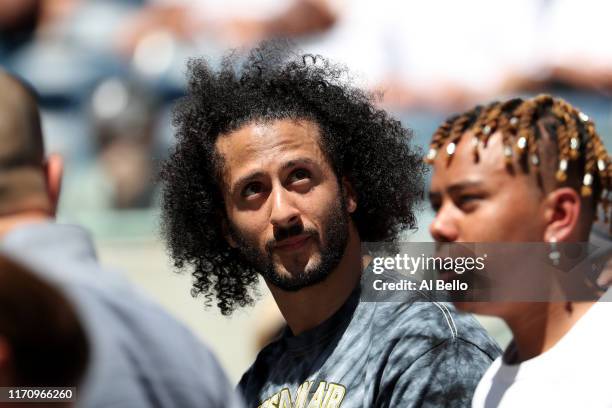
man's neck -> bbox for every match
[505,301,595,363]
[0,212,52,238]
[268,225,363,336]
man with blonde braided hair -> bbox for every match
[426,94,612,407]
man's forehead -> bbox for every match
[432,131,510,183]
[217,119,319,152]
[215,119,326,182]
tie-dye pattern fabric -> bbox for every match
[239,280,501,408]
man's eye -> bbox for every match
[242,182,264,197]
[289,168,311,183]
[457,195,481,210]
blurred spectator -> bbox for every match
[0,0,40,60]
[0,70,244,407]
[0,0,82,64]
[136,0,612,112]
[116,0,536,110]
[61,77,161,210]
[91,78,159,208]
[115,0,337,52]
[0,255,88,408]
[121,0,538,110]
[502,0,612,95]
[306,0,542,110]
[1,0,610,219]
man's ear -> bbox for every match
[341,177,357,214]
[43,154,63,216]
[543,187,581,242]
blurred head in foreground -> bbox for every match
[427,94,611,317]
[0,71,84,405]
[161,42,425,315]
[0,70,245,408]
[0,255,88,399]
[0,69,62,226]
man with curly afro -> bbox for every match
[161,42,500,407]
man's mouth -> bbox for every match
[274,234,312,252]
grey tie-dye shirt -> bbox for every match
[238,276,501,408]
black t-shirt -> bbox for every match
[238,276,501,407]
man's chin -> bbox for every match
[264,276,323,292]
[272,244,318,271]
[262,263,331,292]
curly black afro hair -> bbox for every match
[161,42,426,315]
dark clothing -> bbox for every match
[239,278,500,408]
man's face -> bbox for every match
[429,132,548,316]
[216,119,353,291]
[429,132,547,243]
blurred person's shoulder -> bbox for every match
[0,221,244,408]
[0,222,132,291]
[2,222,100,268]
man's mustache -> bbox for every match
[266,224,319,253]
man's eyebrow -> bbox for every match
[428,181,485,203]
[232,171,266,194]
[279,158,317,172]
[446,181,485,194]
[230,158,317,194]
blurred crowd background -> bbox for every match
[2,0,611,382]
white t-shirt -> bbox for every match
[473,292,612,408]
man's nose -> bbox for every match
[270,186,300,228]
[429,205,460,242]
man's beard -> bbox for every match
[229,197,350,291]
